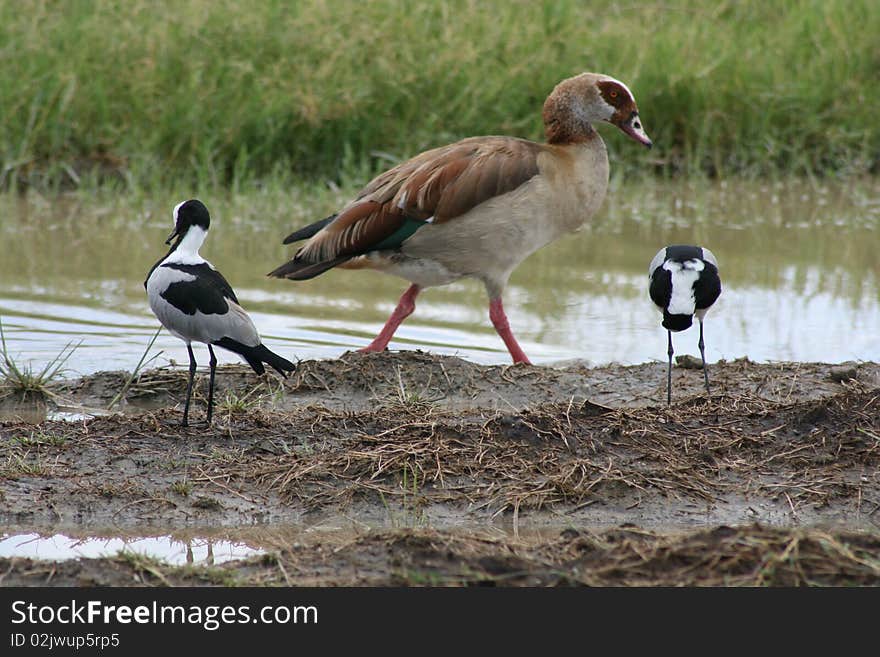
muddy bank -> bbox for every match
[1,352,879,586]
[51,351,880,415]
[3,525,879,587]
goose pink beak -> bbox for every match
[620,112,652,148]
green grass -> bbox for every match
[11,432,68,448]
[1,0,876,191]
[216,379,285,419]
[1,449,52,477]
[170,479,193,497]
[0,317,80,399]
[380,463,428,529]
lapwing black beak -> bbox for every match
[164,229,179,245]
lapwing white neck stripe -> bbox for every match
[166,226,208,265]
[173,200,186,222]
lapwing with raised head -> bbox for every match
[145,199,296,426]
[268,71,651,364]
[648,245,721,405]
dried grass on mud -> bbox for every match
[3,525,878,587]
[1,352,879,586]
[238,385,880,516]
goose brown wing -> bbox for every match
[293,137,542,265]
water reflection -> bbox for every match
[0,532,263,565]
[0,179,877,378]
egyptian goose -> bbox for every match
[648,245,722,404]
[269,72,652,364]
[146,199,296,426]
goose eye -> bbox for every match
[610,91,618,98]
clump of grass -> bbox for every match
[0,317,80,400]
[170,479,193,497]
[380,463,428,529]
[12,432,68,448]
[205,446,247,467]
[400,463,427,527]
[217,387,263,415]
[216,377,285,420]
[378,365,445,411]
[1,0,877,191]
[1,449,53,478]
[115,551,173,586]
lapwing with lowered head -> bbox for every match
[145,199,296,426]
[648,245,721,404]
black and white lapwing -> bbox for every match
[145,199,296,426]
[648,245,722,405]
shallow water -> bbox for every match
[1,179,878,380]
[0,532,263,565]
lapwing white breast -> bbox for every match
[145,199,296,426]
[648,244,721,404]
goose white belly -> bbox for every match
[362,253,462,288]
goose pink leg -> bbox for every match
[360,284,421,353]
[489,297,531,365]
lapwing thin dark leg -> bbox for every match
[698,320,710,396]
[206,344,217,425]
[182,344,197,427]
[667,330,674,405]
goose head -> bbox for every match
[543,72,652,148]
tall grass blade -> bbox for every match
[107,326,163,411]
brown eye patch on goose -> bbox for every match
[597,80,638,123]
[597,80,632,108]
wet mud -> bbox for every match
[1,352,878,586]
